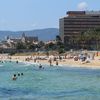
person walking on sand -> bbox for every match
[48,58,52,66]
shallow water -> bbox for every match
[0,61,100,100]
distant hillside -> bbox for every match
[0,28,59,41]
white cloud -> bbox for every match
[77,2,88,10]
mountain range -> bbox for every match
[0,28,59,41]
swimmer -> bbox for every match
[18,73,20,76]
[12,74,17,80]
[21,73,23,75]
[39,64,42,69]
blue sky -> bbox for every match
[0,0,99,31]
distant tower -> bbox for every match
[6,35,11,44]
[21,32,26,43]
[22,32,25,38]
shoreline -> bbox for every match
[2,55,100,69]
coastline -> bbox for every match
[2,55,100,69]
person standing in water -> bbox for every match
[12,74,17,80]
[48,58,52,66]
[16,61,18,64]
[56,60,58,66]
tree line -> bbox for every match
[15,35,65,54]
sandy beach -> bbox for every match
[1,54,99,69]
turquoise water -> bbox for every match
[0,61,100,100]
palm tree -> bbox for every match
[82,28,100,50]
[93,28,100,50]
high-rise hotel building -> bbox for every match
[59,11,100,46]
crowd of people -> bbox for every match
[0,51,100,72]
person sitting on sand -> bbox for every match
[74,56,78,61]
[85,56,91,63]
[12,74,17,80]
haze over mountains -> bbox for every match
[0,28,59,41]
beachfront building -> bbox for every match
[59,11,100,49]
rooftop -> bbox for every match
[67,11,100,16]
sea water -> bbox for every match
[0,61,100,100]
